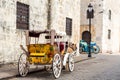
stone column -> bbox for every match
[47,0,52,29]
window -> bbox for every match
[66,17,72,36]
[17,2,29,30]
[108,29,111,39]
[109,10,111,20]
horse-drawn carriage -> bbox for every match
[18,29,75,78]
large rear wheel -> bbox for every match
[18,53,29,77]
[52,54,62,79]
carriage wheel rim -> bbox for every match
[69,54,74,71]
[18,53,29,77]
[52,54,62,78]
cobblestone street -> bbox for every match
[5,53,120,80]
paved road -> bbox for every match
[6,53,120,80]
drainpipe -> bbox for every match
[47,0,51,29]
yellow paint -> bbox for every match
[28,44,54,64]
[30,53,45,57]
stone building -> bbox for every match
[0,0,80,63]
[81,0,120,53]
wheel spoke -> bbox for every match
[56,69,59,76]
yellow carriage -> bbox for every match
[18,29,75,78]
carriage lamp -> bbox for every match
[87,3,94,57]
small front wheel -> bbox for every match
[52,54,62,79]
[68,54,74,72]
[18,53,29,77]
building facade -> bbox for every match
[81,0,120,53]
[0,0,80,63]
[102,0,120,53]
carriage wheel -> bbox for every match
[52,54,62,79]
[68,54,74,72]
[18,53,29,77]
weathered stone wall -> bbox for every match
[0,0,80,63]
[0,0,48,63]
[0,0,18,63]
[51,0,80,44]
[102,0,120,53]
[29,0,48,30]
[80,0,89,26]
[92,0,103,53]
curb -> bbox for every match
[75,57,95,63]
[1,68,45,80]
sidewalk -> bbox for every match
[0,54,95,79]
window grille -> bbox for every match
[17,2,29,30]
[66,17,72,36]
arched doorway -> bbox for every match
[82,31,91,43]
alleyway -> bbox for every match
[5,53,120,80]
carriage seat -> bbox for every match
[60,42,65,52]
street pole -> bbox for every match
[87,3,94,57]
[88,18,91,57]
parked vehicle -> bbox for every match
[79,40,100,54]
[18,29,75,79]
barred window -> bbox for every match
[108,29,111,39]
[66,17,72,36]
[17,2,29,30]
[109,10,111,20]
